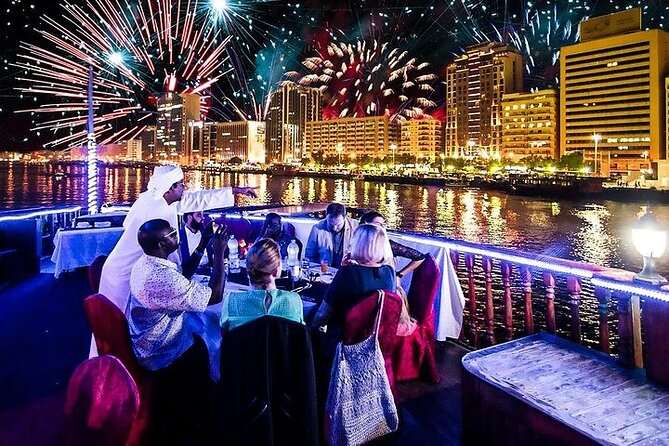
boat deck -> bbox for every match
[0,270,467,445]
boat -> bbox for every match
[508,173,604,197]
[1,203,669,445]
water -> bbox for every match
[2,161,664,275]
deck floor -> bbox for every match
[0,269,467,445]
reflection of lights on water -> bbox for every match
[551,202,561,216]
[333,179,345,204]
[348,180,358,207]
[319,180,329,202]
[459,190,480,242]
[435,189,455,235]
[572,205,614,266]
[380,187,401,229]
[307,178,316,204]
[412,188,431,233]
[487,195,505,245]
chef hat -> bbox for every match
[146,164,184,197]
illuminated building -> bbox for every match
[126,139,142,161]
[502,89,559,162]
[265,83,321,163]
[155,92,201,162]
[304,116,400,162]
[185,121,204,165]
[399,118,443,163]
[560,8,669,174]
[140,126,157,161]
[202,121,266,164]
[445,42,523,159]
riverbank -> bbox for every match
[43,160,669,203]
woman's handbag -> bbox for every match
[325,290,399,446]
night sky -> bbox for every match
[1,0,667,151]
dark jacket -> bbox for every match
[218,316,319,446]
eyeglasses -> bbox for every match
[162,228,178,239]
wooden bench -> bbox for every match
[462,333,669,446]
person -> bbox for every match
[359,210,426,279]
[359,210,424,336]
[98,164,256,313]
[125,219,227,443]
[311,224,396,330]
[179,211,211,268]
[305,203,357,268]
[220,238,304,331]
[259,212,302,259]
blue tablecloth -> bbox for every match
[51,227,123,278]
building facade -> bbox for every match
[560,10,669,174]
[202,121,266,164]
[304,116,400,163]
[140,126,157,161]
[155,92,201,163]
[126,139,142,161]
[265,83,321,163]
[399,118,443,163]
[501,89,559,162]
[445,42,523,160]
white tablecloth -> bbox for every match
[51,227,124,278]
[260,217,466,340]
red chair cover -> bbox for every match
[342,290,403,395]
[87,255,107,293]
[393,254,441,383]
[64,355,140,446]
[83,294,151,445]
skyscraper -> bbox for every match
[400,118,443,164]
[265,83,321,163]
[155,92,201,162]
[203,121,266,163]
[560,9,669,175]
[445,43,523,159]
[139,125,157,161]
[502,89,559,162]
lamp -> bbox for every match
[632,211,667,285]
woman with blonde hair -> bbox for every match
[311,224,396,329]
[220,238,304,330]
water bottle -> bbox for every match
[227,235,240,274]
[287,239,299,267]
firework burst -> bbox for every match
[13,0,234,147]
[285,38,438,121]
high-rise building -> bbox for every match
[399,118,443,164]
[140,126,157,161]
[126,139,142,161]
[560,9,669,174]
[502,89,559,162]
[304,116,400,163]
[445,42,523,159]
[185,121,204,165]
[265,83,321,163]
[202,121,266,163]
[155,92,201,162]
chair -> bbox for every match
[83,294,151,444]
[393,254,441,383]
[63,355,140,446]
[87,255,107,292]
[342,290,403,395]
[219,316,319,446]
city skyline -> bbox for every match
[2,1,669,150]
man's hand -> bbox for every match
[210,225,228,265]
[199,218,215,248]
[232,186,258,198]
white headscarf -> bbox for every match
[146,164,184,198]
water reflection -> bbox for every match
[1,161,668,274]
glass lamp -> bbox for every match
[632,211,667,285]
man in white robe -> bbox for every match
[98,164,255,312]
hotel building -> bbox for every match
[203,121,266,164]
[501,89,559,162]
[560,8,669,174]
[126,139,142,161]
[445,42,523,159]
[399,118,443,163]
[304,116,400,162]
[265,83,321,163]
[155,92,201,163]
[139,126,157,161]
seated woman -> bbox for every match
[311,224,396,332]
[220,238,304,331]
[259,212,303,259]
[360,210,425,336]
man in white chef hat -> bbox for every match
[98,164,256,313]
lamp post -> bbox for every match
[592,133,602,176]
[336,142,343,167]
[632,210,667,285]
[390,143,397,170]
[86,65,98,215]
